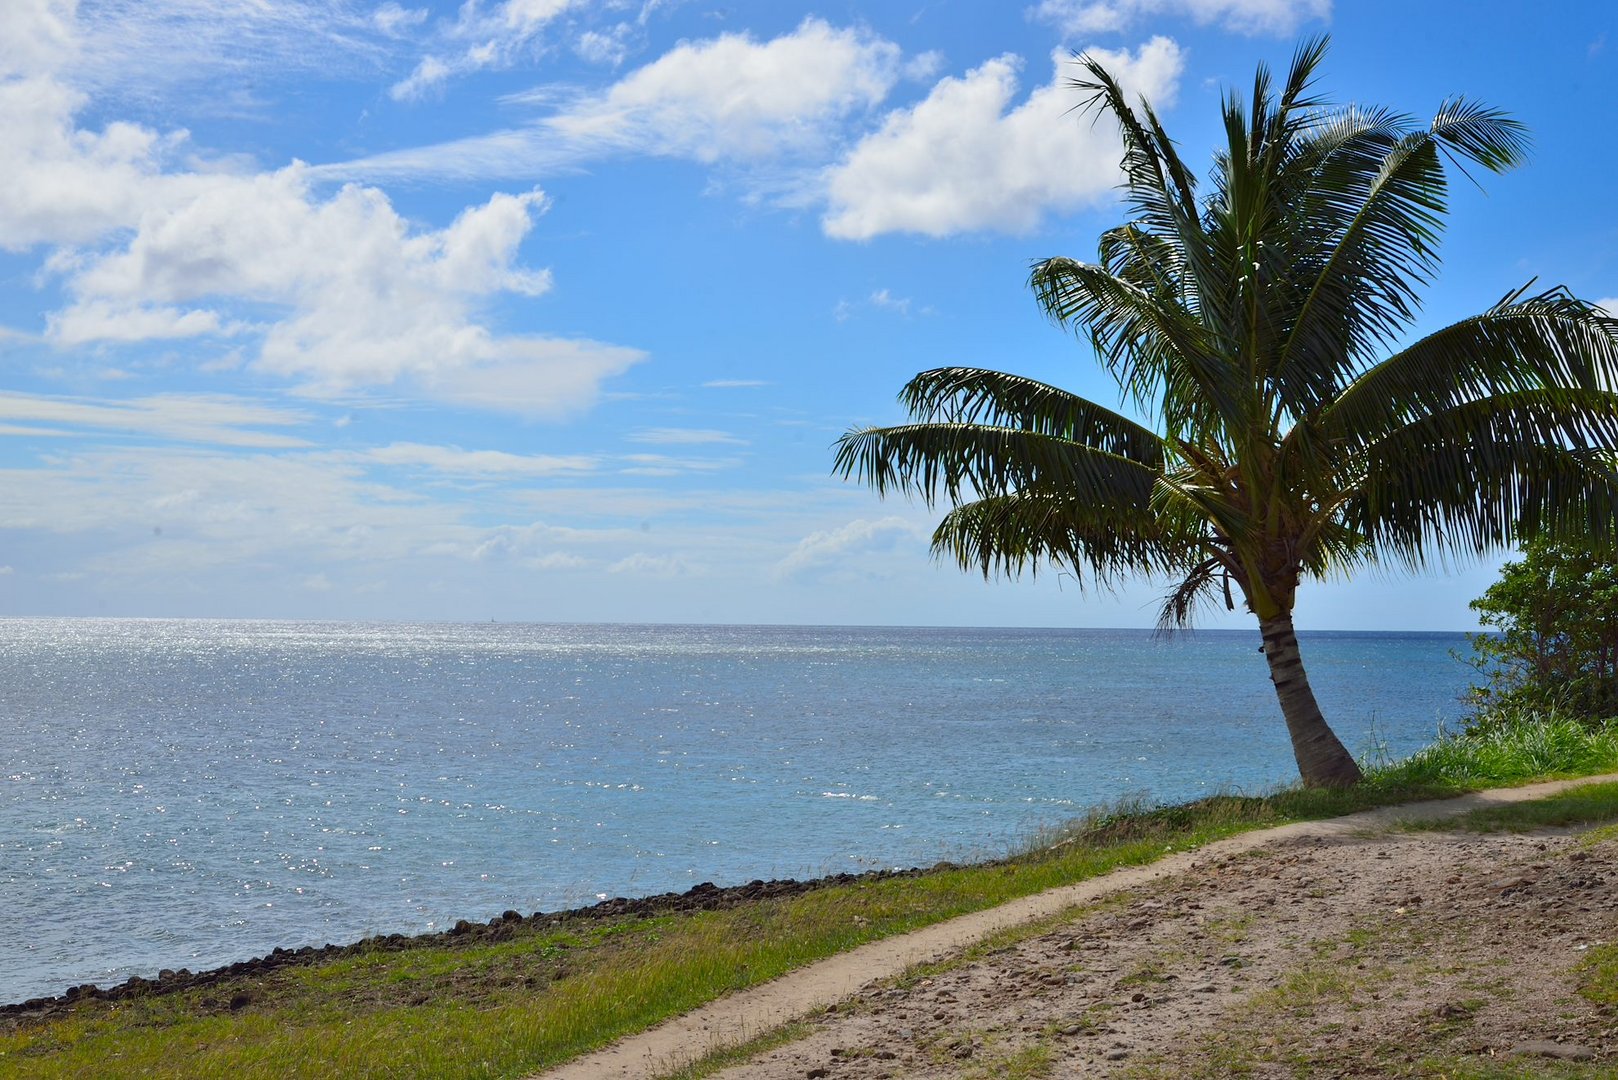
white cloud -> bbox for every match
[59,180,554,370]
[3,7,642,418]
[1031,0,1329,36]
[48,301,229,344]
[618,453,738,476]
[869,288,911,315]
[575,24,632,66]
[20,129,641,411]
[0,391,312,448]
[329,18,903,182]
[608,552,699,576]
[1596,297,1618,317]
[45,0,393,105]
[627,427,747,445]
[0,76,177,250]
[2,0,76,79]
[390,0,585,100]
[362,442,598,477]
[702,379,770,389]
[773,516,930,580]
[822,38,1184,239]
[372,3,428,37]
[391,55,452,99]
[548,17,900,162]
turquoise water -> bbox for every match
[0,619,1475,1002]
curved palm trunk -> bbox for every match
[1258,613,1363,788]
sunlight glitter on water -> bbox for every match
[0,618,1473,1002]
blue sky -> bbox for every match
[1,0,1614,629]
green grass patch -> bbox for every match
[1401,781,1618,834]
[5,712,1617,1080]
[1578,942,1618,1008]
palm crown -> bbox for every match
[835,38,1618,787]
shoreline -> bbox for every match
[2,862,951,1018]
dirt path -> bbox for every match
[534,776,1618,1080]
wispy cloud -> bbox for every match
[0,391,312,448]
[618,452,741,476]
[49,0,396,104]
[390,0,585,101]
[1029,0,1329,37]
[627,427,748,446]
[360,442,599,477]
[702,379,771,389]
[772,516,929,580]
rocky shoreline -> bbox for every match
[2,862,944,1022]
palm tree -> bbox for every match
[834,38,1618,788]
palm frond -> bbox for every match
[1029,257,1245,432]
[1345,392,1618,564]
[1273,98,1530,411]
[897,368,1165,464]
[1312,291,1618,447]
[1155,556,1237,633]
[832,422,1160,509]
[930,490,1186,586]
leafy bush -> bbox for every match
[1466,539,1618,721]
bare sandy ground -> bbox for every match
[535,776,1618,1080]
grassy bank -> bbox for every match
[4,713,1617,1080]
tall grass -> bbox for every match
[1364,708,1618,788]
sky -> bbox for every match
[1,0,1614,630]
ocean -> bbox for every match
[0,618,1477,1003]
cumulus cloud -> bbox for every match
[1,5,643,418]
[547,17,899,162]
[43,172,644,413]
[773,516,929,580]
[1031,0,1329,37]
[330,17,903,182]
[822,38,1183,239]
[0,76,177,250]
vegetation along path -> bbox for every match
[539,775,1618,1080]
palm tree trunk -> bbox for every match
[1258,613,1363,788]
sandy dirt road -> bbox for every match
[536,776,1618,1080]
